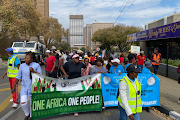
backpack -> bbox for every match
[66,55,72,62]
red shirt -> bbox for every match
[90,56,95,61]
[137,55,145,65]
[119,57,124,63]
[46,55,56,71]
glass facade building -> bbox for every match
[69,15,84,47]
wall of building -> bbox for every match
[36,0,49,17]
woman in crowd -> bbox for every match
[12,52,42,120]
[60,54,87,117]
[119,52,126,63]
[90,57,107,75]
[121,57,129,69]
[106,57,113,73]
[82,58,92,76]
[109,58,124,75]
[137,51,145,71]
[58,54,63,79]
[125,54,137,73]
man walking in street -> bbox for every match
[1,47,20,108]
[118,64,142,120]
[110,50,118,59]
[62,50,69,64]
[41,50,56,78]
[151,47,162,75]
[51,46,59,78]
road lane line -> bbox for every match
[0,88,10,92]
[0,83,9,87]
[0,106,21,120]
[0,86,21,113]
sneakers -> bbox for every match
[12,103,18,108]
[74,112,78,117]
[10,98,13,102]
[178,98,180,104]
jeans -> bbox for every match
[46,71,56,78]
[118,103,140,120]
[137,64,143,71]
[153,65,159,75]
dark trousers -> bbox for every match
[54,66,58,78]
[58,68,63,77]
[153,65,159,75]
[46,71,56,78]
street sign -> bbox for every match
[96,47,100,51]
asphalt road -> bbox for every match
[0,65,166,120]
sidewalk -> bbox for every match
[157,74,180,114]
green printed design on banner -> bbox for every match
[32,78,53,93]
[32,89,102,120]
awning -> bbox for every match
[127,20,180,42]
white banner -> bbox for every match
[32,73,101,93]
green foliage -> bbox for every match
[2,56,8,60]
[55,41,71,52]
[80,47,85,52]
[91,24,141,52]
[161,59,180,67]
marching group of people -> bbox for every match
[1,46,162,120]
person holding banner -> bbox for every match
[118,64,142,120]
[90,57,107,75]
[11,52,42,120]
[141,61,153,75]
[125,54,136,73]
[109,58,124,75]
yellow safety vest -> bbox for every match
[118,76,142,114]
[7,55,19,78]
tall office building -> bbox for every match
[36,0,49,17]
[69,15,85,48]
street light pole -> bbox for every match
[95,20,97,48]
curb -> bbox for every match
[155,105,180,120]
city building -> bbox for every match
[69,15,85,48]
[127,12,180,59]
[36,0,49,17]
[84,23,114,51]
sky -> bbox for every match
[49,0,180,29]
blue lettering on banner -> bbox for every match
[101,73,160,107]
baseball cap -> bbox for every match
[129,50,131,52]
[72,54,79,58]
[145,61,152,68]
[111,58,120,64]
[127,64,141,73]
[77,50,83,54]
[5,47,13,53]
[46,50,51,53]
[140,51,144,54]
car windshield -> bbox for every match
[25,43,35,48]
[13,43,24,47]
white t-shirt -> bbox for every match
[62,54,68,64]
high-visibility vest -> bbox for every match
[118,76,142,114]
[7,55,19,78]
[152,53,161,65]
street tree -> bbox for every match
[91,24,141,52]
[0,0,40,42]
[38,17,63,49]
[54,41,71,52]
